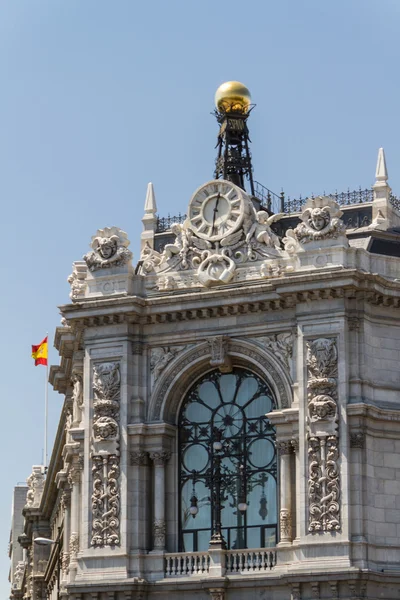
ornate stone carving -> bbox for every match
[153,519,166,547]
[291,583,301,600]
[61,551,70,573]
[137,181,287,288]
[207,336,231,372]
[254,332,294,369]
[276,440,292,455]
[209,589,225,600]
[329,582,339,599]
[91,362,121,547]
[348,316,361,331]
[130,451,149,466]
[69,533,79,559]
[311,582,320,599]
[26,466,45,508]
[291,438,299,453]
[13,561,25,588]
[280,508,292,539]
[84,227,132,271]
[150,451,171,466]
[285,197,346,250]
[306,338,340,533]
[350,431,365,449]
[67,261,87,300]
[150,345,187,382]
[71,372,83,425]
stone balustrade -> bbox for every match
[164,547,277,578]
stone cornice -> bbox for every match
[57,269,400,330]
[347,402,400,437]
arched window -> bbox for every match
[178,367,277,552]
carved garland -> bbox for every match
[306,338,341,532]
[91,362,121,547]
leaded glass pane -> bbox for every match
[178,367,277,551]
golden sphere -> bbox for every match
[215,81,251,113]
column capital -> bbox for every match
[150,450,171,466]
[130,450,149,466]
[276,440,293,456]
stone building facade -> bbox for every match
[10,131,400,597]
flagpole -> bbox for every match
[44,332,48,469]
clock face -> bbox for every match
[188,180,245,241]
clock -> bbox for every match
[188,180,246,241]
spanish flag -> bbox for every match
[31,337,48,366]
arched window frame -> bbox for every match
[177,366,278,552]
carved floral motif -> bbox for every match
[69,533,79,559]
[280,508,292,540]
[153,519,166,548]
[208,336,231,372]
[91,362,121,547]
[306,338,340,533]
[84,227,132,272]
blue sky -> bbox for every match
[1,0,400,590]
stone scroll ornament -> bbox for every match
[306,338,340,532]
[91,362,121,547]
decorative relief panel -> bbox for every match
[150,345,188,383]
[252,332,294,370]
[306,338,340,532]
[91,362,121,547]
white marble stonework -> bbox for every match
[13,149,400,600]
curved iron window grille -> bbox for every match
[178,367,277,552]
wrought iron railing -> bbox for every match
[284,188,374,214]
[156,213,187,233]
[390,193,400,212]
[253,181,284,214]
[155,187,400,232]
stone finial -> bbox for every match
[141,182,158,252]
[375,147,388,183]
[144,182,157,215]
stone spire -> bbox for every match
[375,147,388,184]
[141,182,158,251]
[144,182,157,215]
[372,147,392,230]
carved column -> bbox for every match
[150,450,171,551]
[61,487,71,584]
[349,431,366,544]
[68,459,82,579]
[277,441,292,543]
[130,450,150,554]
[291,437,299,542]
[306,338,340,533]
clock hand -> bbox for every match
[212,192,221,235]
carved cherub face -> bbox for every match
[256,211,269,225]
[171,223,182,235]
[97,237,118,259]
[309,208,329,231]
